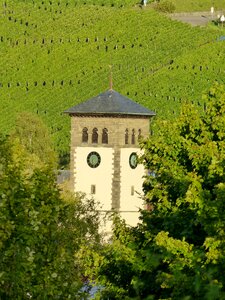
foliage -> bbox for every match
[85,84,225,299]
[11,111,58,167]
[80,215,139,299]
[0,135,101,299]
[153,0,175,13]
[136,82,225,299]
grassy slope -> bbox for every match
[1,0,224,160]
[171,0,225,12]
[128,39,225,117]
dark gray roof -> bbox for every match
[64,90,155,117]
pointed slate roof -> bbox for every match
[64,90,155,117]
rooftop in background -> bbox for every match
[64,90,156,117]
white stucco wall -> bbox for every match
[120,212,141,227]
[74,146,145,230]
[74,147,113,211]
[120,148,145,226]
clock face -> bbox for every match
[87,151,101,168]
[129,152,138,169]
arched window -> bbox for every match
[102,128,108,144]
[131,129,135,144]
[138,129,142,140]
[92,128,98,144]
[125,129,129,144]
[82,127,88,143]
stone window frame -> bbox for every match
[82,127,88,143]
[102,128,108,144]
[131,129,135,145]
[91,184,96,194]
[125,128,129,144]
[92,128,98,144]
[138,129,142,140]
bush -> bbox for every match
[153,0,175,13]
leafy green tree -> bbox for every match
[0,136,101,299]
[10,112,57,168]
[85,84,225,299]
[136,83,225,299]
[80,215,139,299]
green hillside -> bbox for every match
[1,0,224,163]
[171,0,225,12]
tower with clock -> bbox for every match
[64,89,155,232]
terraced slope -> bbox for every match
[1,1,222,161]
[127,41,225,117]
[171,0,225,12]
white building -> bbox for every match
[65,89,155,234]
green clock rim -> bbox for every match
[129,152,138,169]
[87,151,101,168]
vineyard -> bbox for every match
[171,0,225,12]
[1,0,225,163]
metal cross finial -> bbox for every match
[109,65,113,91]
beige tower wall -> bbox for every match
[74,147,113,211]
[120,148,144,226]
[70,114,150,230]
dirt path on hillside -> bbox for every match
[169,11,223,26]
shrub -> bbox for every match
[153,0,175,13]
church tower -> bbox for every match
[64,89,155,231]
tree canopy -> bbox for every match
[0,135,101,299]
[11,112,58,168]
[83,83,225,299]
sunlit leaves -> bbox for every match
[87,85,225,299]
[0,136,101,299]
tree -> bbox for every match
[10,112,57,168]
[137,83,225,299]
[84,84,225,299]
[0,135,101,299]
